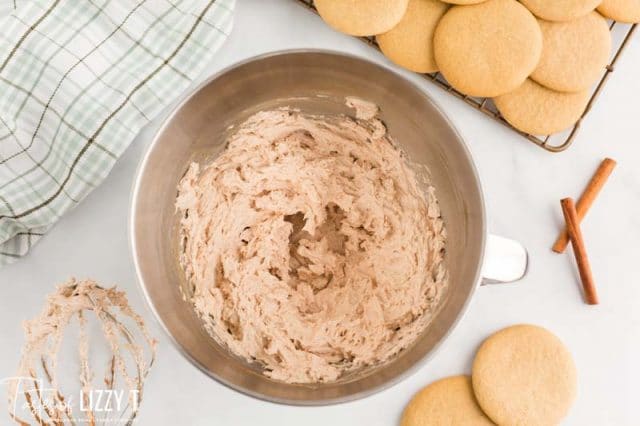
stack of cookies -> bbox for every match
[401,325,578,426]
[314,0,640,136]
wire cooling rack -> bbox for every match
[294,0,637,152]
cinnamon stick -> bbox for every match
[560,198,599,305]
[553,158,616,253]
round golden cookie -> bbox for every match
[520,0,603,21]
[531,12,611,93]
[472,325,577,426]
[314,0,409,36]
[494,79,590,135]
[441,0,487,4]
[598,0,640,22]
[433,0,542,98]
[376,0,449,73]
[401,376,495,426]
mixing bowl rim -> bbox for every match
[129,48,487,406]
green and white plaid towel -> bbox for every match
[0,0,234,266]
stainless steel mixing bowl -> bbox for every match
[130,50,526,405]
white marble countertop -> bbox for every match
[1,0,639,424]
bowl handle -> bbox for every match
[480,234,529,285]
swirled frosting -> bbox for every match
[176,103,447,383]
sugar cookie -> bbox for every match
[598,0,640,22]
[433,0,542,98]
[472,325,577,426]
[314,0,409,36]
[376,0,449,73]
[401,376,495,426]
[531,12,611,92]
[520,0,603,21]
[494,79,590,135]
[440,0,487,4]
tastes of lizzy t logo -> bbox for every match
[2,376,140,424]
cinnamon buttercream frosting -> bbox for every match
[176,102,448,383]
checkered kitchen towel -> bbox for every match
[0,0,234,265]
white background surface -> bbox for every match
[1,0,639,424]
